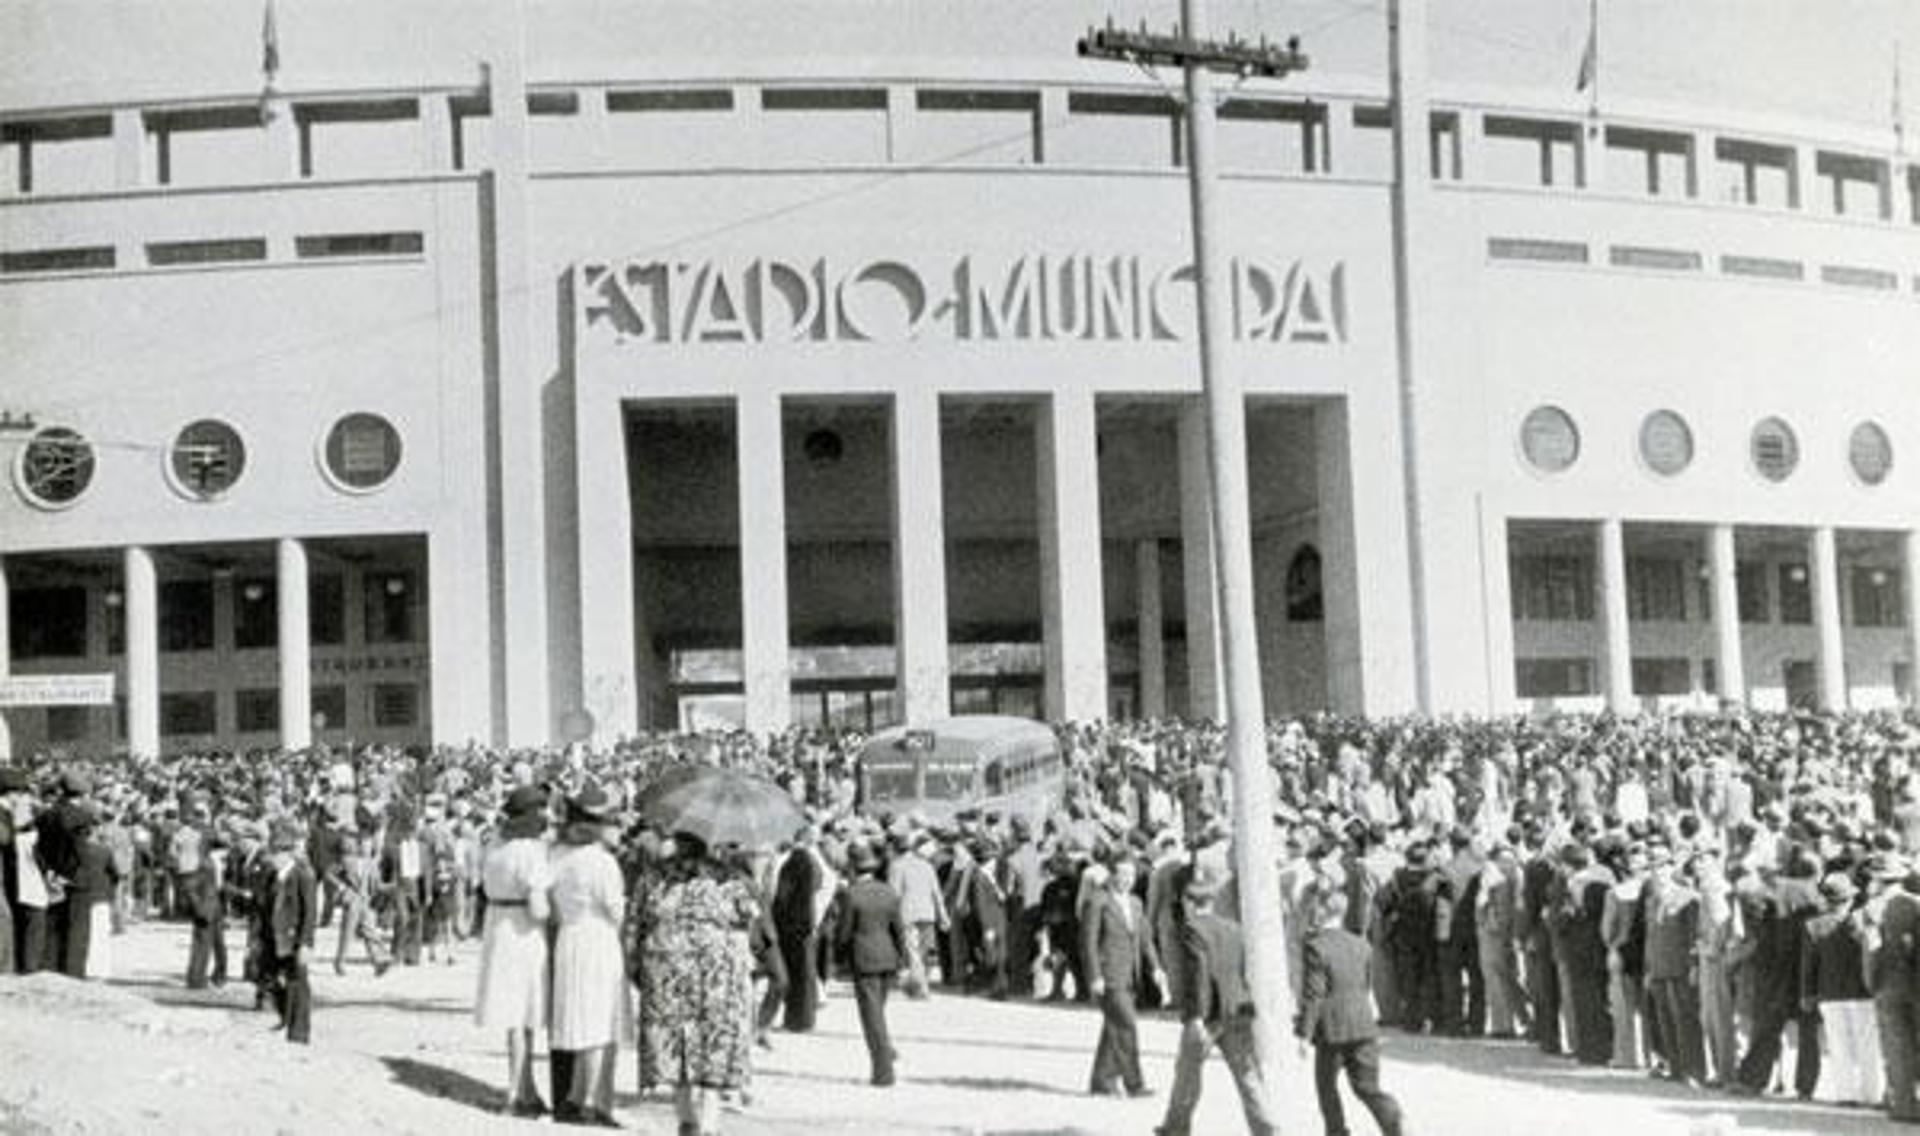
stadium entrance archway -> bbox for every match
[612,392,1377,734]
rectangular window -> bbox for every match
[233,578,277,649]
[1627,557,1687,621]
[363,571,415,644]
[312,684,347,731]
[235,688,279,733]
[1510,555,1594,621]
[1701,656,1718,695]
[1851,567,1905,627]
[1736,561,1770,623]
[371,683,418,728]
[1515,658,1594,697]
[8,586,88,659]
[1056,91,1180,168]
[46,705,89,743]
[310,574,345,646]
[159,580,215,652]
[1778,564,1813,624]
[160,691,217,737]
[1631,657,1691,695]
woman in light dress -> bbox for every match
[548,786,629,1127]
[474,785,553,1118]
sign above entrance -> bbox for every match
[577,254,1347,347]
[0,674,115,707]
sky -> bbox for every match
[1,1,1917,134]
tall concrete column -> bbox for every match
[1476,504,1516,712]
[1596,518,1635,713]
[277,538,313,750]
[125,546,160,758]
[1708,524,1746,706]
[1136,540,1166,718]
[1036,390,1108,722]
[1177,400,1221,719]
[1904,530,1920,707]
[483,0,551,745]
[1810,526,1846,710]
[890,388,950,724]
[738,391,791,734]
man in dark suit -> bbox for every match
[1866,854,1920,1120]
[184,833,229,989]
[1297,887,1405,1136]
[1156,860,1276,1136]
[1084,852,1162,1097]
[835,840,907,1087]
[1516,826,1562,1054]
[966,835,1010,1000]
[1732,852,1822,1097]
[775,828,824,1032]
[264,820,318,1044]
[1641,844,1704,1085]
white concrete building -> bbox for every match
[3,1,1918,757]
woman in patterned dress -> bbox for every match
[473,786,552,1118]
[628,831,759,1136]
[548,787,629,1127]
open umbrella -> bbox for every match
[636,765,808,850]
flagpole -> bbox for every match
[1587,0,1599,133]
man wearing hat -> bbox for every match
[1003,815,1048,998]
[1083,848,1161,1097]
[883,831,945,999]
[0,766,47,974]
[263,818,318,1044]
[1157,859,1275,1136]
[36,768,95,974]
[834,840,907,1087]
[963,834,1009,1000]
[1803,871,1877,1105]
[1864,852,1920,1120]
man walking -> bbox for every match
[885,834,945,999]
[836,841,908,1087]
[1156,860,1276,1136]
[264,820,317,1044]
[1083,852,1161,1097]
[1297,888,1406,1136]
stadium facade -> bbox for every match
[3,1,1919,758]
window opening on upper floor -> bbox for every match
[1600,126,1690,198]
[1482,114,1584,188]
[1711,138,1794,208]
[1816,150,1891,219]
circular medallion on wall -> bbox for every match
[1519,405,1579,473]
[320,412,403,493]
[13,426,96,509]
[168,419,247,500]
[1749,417,1799,483]
[1849,421,1892,486]
[1638,410,1693,476]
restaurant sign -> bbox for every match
[577,253,1346,346]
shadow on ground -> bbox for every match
[1383,1033,1902,1133]
[380,1055,502,1115]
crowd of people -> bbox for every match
[3,706,1920,1132]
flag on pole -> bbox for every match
[262,0,281,84]
[1575,3,1597,92]
[1896,40,1907,155]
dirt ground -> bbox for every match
[0,919,1903,1135]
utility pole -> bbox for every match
[1080,0,1308,1082]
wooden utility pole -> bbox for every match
[1080,0,1308,1082]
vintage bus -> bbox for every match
[856,715,1065,826]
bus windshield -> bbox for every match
[866,763,917,803]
